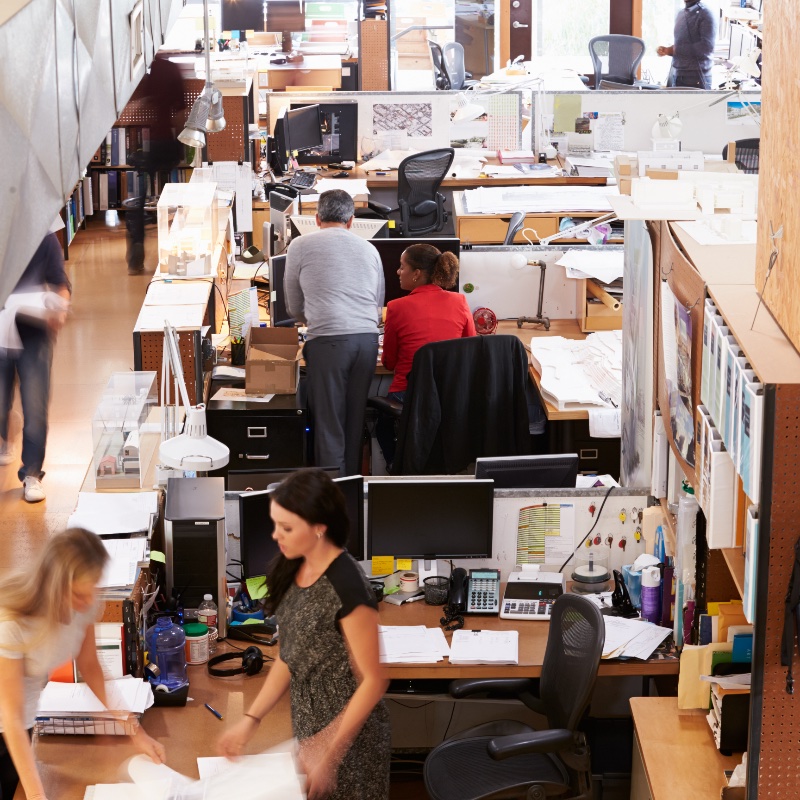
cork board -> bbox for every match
[360,20,389,90]
[755,0,800,355]
[654,220,706,486]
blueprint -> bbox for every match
[372,103,433,138]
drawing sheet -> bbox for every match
[372,103,433,138]
[516,504,575,564]
[209,161,253,232]
[593,111,625,151]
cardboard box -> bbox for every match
[245,327,301,395]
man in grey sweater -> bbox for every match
[285,190,385,475]
[658,0,717,90]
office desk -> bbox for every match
[379,594,679,680]
[451,191,617,245]
[630,697,741,800]
[259,54,343,90]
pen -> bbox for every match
[403,592,425,604]
[205,703,223,720]
[375,171,387,176]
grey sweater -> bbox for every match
[284,227,385,338]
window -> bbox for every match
[531,0,609,68]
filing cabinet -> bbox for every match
[206,380,309,486]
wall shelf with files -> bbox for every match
[57,177,92,260]
[648,211,800,796]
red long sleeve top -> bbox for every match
[381,284,476,393]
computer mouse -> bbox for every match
[332,171,350,178]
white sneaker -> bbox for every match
[0,443,14,466]
[23,476,45,503]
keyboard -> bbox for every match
[288,171,316,190]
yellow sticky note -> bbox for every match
[397,559,413,571]
[553,94,582,134]
[246,29,255,38]
[388,220,396,229]
[246,575,268,600]
[292,150,299,157]
[372,556,394,575]
[149,550,166,564]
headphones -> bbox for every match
[207,646,265,677]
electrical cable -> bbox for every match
[558,485,616,574]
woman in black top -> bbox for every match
[218,469,390,799]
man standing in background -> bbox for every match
[285,190,384,476]
[0,233,71,502]
[658,0,718,89]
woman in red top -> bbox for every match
[377,244,475,468]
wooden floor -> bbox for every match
[0,217,431,798]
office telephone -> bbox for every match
[448,567,501,615]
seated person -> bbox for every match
[377,244,476,467]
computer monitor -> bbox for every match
[221,0,263,31]
[268,255,296,327]
[266,0,307,53]
[269,190,297,255]
[239,473,365,577]
[474,454,580,489]
[284,105,323,154]
[367,480,494,560]
[370,238,461,305]
[291,102,358,165]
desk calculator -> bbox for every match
[466,569,501,615]
[500,579,563,621]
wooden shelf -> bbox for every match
[721,547,745,599]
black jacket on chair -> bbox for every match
[393,336,531,475]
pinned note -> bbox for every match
[246,575,268,600]
[372,556,394,576]
[397,559,413,571]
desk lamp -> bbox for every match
[178,0,227,149]
[159,323,229,477]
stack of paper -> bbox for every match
[98,538,148,589]
[449,630,519,665]
[379,625,450,663]
[601,617,672,660]
[37,677,154,736]
[463,185,617,214]
[68,491,159,537]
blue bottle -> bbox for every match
[148,617,188,690]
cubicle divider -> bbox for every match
[458,245,623,322]
[264,89,530,158]
[532,89,761,156]
[223,484,652,584]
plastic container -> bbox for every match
[184,622,209,665]
[640,567,662,624]
[148,617,188,690]
[197,595,218,654]
[423,576,449,605]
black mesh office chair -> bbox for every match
[588,35,645,88]
[722,138,760,174]
[424,594,605,800]
[430,41,452,89]
[361,148,455,236]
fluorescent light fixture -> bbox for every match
[453,102,485,122]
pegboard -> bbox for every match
[135,330,203,406]
[751,384,800,799]
[184,79,248,164]
[360,20,389,90]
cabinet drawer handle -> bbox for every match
[242,454,271,460]
[579,449,599,461]
[247,427,267,438]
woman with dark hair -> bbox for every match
[218,469,390,800]
[378,243,476,466]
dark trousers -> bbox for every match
[0,729,32,799]
[375,391,406,470]
[0,327,53,482]
[673,70,712,90]
[304,333,379,476]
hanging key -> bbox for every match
[585,539,593,549]
[634,527,642,543]
[588,503,596,517]
[619,536,627,551]
[606,534,614,547]
[638,508,644,524]
[593,535,602,546]
[619,508,626,524]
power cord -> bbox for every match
[558,485,616,574]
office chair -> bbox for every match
[374,335,531,475]
[504,211,527,244]
[430,41,451,89]
[598,79,660,90]
[588,35,645,88]
[424,594,605,800]
[359,148,455,236]
[722,138,760,174]
[442,42,477,90]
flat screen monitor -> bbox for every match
[370,238,460,305]
[239,473,365,577]
[266,0,307,52]
[284,105,323,154]
[474,454,580,489]
[268,255,296,327]
[367,480,494,559]
[291,102,359,165]
[221,0,262,31]
[269,191,296,255]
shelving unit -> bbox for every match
[358,0,390,89]
[56,177,91,260]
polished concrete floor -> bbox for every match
[0,217,154,575]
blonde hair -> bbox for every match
[0,528,109,632]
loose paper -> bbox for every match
[593,111,625,151]
[552,94,582,134]
[372,103,433,138]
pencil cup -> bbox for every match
[231,341,246,366]
[423,576,449,605]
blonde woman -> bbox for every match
[0,528,165,800]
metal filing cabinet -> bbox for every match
[205,379,309,487]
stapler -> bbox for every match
[601,569,639,618]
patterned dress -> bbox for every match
[277,551,391,799]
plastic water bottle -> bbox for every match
[197,594,218,654]
[148,617,188,690]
